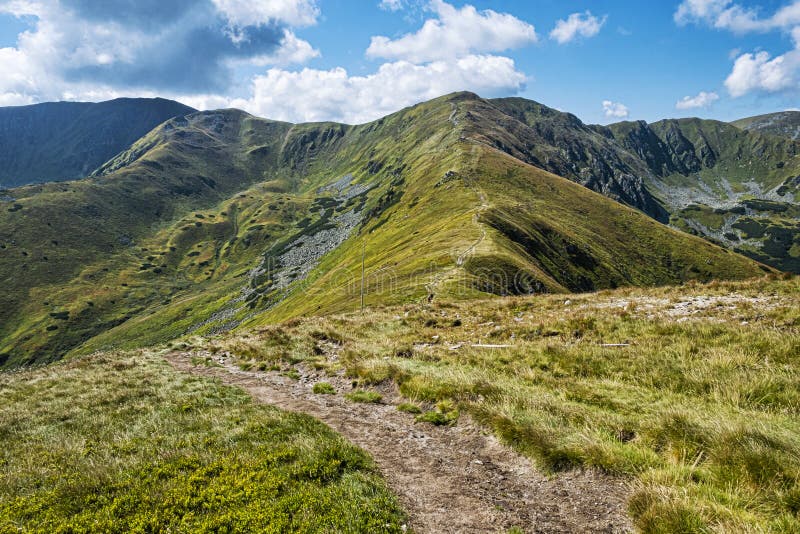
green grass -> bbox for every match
[415,400,459,426]
[0,350,407,532]
[283,368,301,381]
[312,382,336,394]
[397,402,422,414]
[0,98,195,188]
[415,411,458,426]
[345,390,383,404]
[215,275,800,533]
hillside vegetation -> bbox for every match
[0,93,771,367]
[0,350,407,532]
[732,111,800,141]
[203,275,800,533]
[472,97,800,272]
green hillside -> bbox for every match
[451,96,799,272]
[459,98,799,272]
[607,117,800,271]
[732,111,800,140]
[206,275,800,533]
[0,350,406,531]
[0,98,195,187]
[0,93,770,367]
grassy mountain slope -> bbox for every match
[606,117,800,271]
[205,275,800,533]
[0,93,770,367]
[0,350,406,531]
[0,109,296,365]
[732,110,800,140]
[446,96,799,272]
[474,97,669,221]
[0,98,195,187]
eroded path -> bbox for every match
[165,350,632,534]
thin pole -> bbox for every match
[360,238,366,312]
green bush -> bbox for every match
[416,402,459,426]
[313,382,336,395]
[397,402,422,414]
[345,390,382,403]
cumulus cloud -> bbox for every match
[0,0,319,100]
[675,90,720,109]
[212,0,320,27]
[232,54,527,124]
[366,0,537,62]
[602,100,629,119]
[549,11,607,44]
[725,49,800,96]
[675,1,800,97]
[242,1,534,123]
[0,0,531,123]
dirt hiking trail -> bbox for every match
[165,350,632,533]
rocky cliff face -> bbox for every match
[470,97,669,221]
[468,96,799,272]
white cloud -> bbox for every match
[675,90,720,109]
[549,11,607,44]
[0,0,321,103]
[211,0,320,27]
[366,0,537,63]
[674,0,800,33]
[725,49,800,97]
[675,1,800,97]
[248,30,320,66]
[0,92,35,106]
[0,0,531,124]
[378,0,404,11]
[229,54,527,124]
[602,100,629,119]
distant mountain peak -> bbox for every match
[0,97,195,188]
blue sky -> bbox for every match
[0,0,798,124]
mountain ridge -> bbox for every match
[732,110,800,140]
[0,92,772,367]
[0,97,196,187]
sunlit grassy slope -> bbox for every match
[208,275,800,533]
[63,96,769,364]
[0,350,407,532]
[0,92,772,366]
[732,110,800,140]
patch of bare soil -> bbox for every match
[164,350,632,534]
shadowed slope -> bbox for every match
[0,98,195,187]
